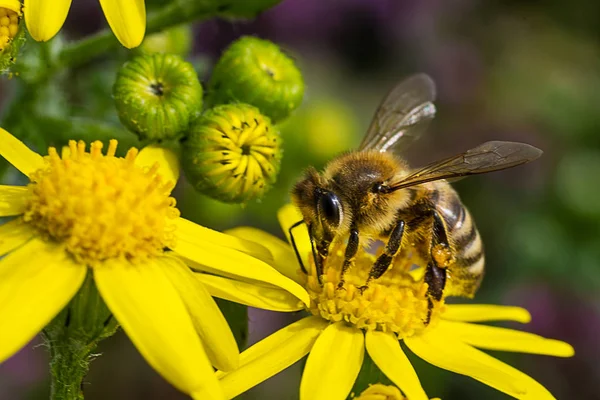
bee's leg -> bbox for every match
[288,220,308,274]
[336,226,359,290]
[308,223,331,285]
[424,211,451,324]
[359,220,405,292]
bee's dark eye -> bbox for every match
[318,191,342,227]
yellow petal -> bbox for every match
[94,258,224,398]
[300,322,364,400]
[277,204,311,267]
[136,145,180,187]
[225,226,302,283]
[0,186,28,217]
[0,128,44,178]
[173,234,310,306]
[174,218,273,264]
[405,330,529,398]
[0,218,35,257]
[98,0,145,48]
[24,0,71,42]
[218,316,327,399]
[196,272,303,312]
[159,255,239,372]
[365,331,428,400]
[0,238,86,363]
[0,0,21,13]
[438,320,574,357]
[443,304,531,324]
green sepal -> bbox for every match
[207,36,304,123]
[113,53,203,141]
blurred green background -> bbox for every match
[0,0,597,399]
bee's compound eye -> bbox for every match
[318,191,342,227]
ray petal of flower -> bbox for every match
[0,0,21,13]
[405,330,530,398]
[277,204,311,265]
[23,0,71,42]
[173,237,310,306]
[225,226,302,283]
[0,128,45,178]
[174,218,273,264]
[135,145,180,187]
[0,218,35,256]
[94,258,224,398]
[0,238,86,363]
[159,255,239,372]
[444,304,532,324]
[218,316,327,400]
[439,320,574,357]
[0,186,28,217]
[365,330,428,400]
[300,322,364,400]
[98,0,145,48]
[195,272,303,312]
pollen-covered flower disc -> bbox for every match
[113,53,203,141]
[207,36,304,123]
[182,104,282,204]
[0,2,24,72]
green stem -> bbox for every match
[58,2,219,69]
[43,271,119,400]
[48,340,96,400]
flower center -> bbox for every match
[23,140,179,266]
[0,8,19,52]
[301,243,445,338]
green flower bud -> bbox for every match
[182,103,282,204]
[207,36,304,123]
[0,5,25,74]
[138,25,193,57]
[113,53,203,141]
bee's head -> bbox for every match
[292,167,349,242]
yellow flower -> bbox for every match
[217,204,575,400]
[23,0,145,48]
[0,1,20,52]
[353,383,440,400]
[0,129,309,399]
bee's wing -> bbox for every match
[359,73,437,154]
[388,141,543,190]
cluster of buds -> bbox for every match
[113,35,304,204]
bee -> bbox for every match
[291,74,542,318]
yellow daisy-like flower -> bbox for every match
[354,383,440,400]
[23,0,145,48]
[0,1,20,52]
[0,129,309,399]
[217,204,575,400]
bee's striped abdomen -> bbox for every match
[436,187,484,297]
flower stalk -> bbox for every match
[43,271,119,400]
[57,1,283,70]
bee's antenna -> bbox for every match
[288,220,308,274]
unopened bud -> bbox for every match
[182,103,282,204]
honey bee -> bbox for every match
[291,74,542,319]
